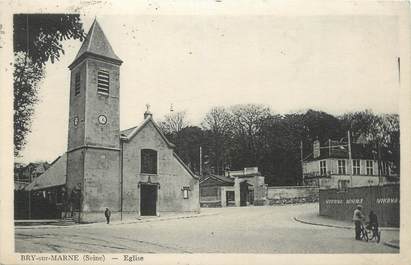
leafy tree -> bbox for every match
[302,109,344,143]
[14,14,85,66]
[13,14,85,156]
[14,52,44,155]
[258,114,304,185]
[340,110,400,174]
[159,105,400,185]
[172,126,205,174]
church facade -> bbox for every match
[65,20,199,222]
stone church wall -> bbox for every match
[122,121,200,215]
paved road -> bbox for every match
[15,203,399,253]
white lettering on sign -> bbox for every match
[326,199,343,204]
[345,198,363,204]
[376,198,399,204]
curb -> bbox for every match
[383,240,400,249]
[294,217,351,229]
[15,212,219,230]
[293,217,399,231]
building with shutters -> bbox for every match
[25,20,200,222]
[302,139,398,190]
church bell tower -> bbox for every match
[67,19,122,222]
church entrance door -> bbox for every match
[140,184,157,216]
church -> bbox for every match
[25,20,200,222]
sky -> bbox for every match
[16,14,400,163]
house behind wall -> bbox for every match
[302,139,399,189]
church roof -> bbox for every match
[25,154,67,191]
[69,19,122,68]
[120,116,176,148]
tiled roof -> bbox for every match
[200,174,234,186]
[305,143,377,162]
[120,125,138,137]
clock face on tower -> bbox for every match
[98,115,107,125]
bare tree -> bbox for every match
[202,106,232,136]
[201,107,233,174]
[229,104,271,165]
[230,104,270,137]
[158,111,189,135]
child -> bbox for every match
[368,210,378,234]
[104,208,111,224]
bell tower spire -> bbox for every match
[66,19,122,222]
[69,19,122,69]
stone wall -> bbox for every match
[267,186,319,205]
[319,184,399,227]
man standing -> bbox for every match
[104,208,111,224]
[353,205,365,240]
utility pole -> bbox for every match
[300,140,304,186]
[28,167,32,219]
[328,139,331,156]
[199,146,203,176]
[377,142,382,185]
[347,130,353,187]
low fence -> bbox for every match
[319,184,399,227]
[267,186,319,205]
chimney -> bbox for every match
[313,139,320,158]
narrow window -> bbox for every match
[338,160,346,175]
[97,70,110,95]
[320,160,327,176]
[75,72,81,96]
[141,149,157,174]
[353,160,361,175]
[366,160,374,175]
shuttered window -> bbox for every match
[338,160,346,175]
[97,70,110,95]
[366,160,374,175]
[320,160,327,175]
[353,160,361,175]
[75,72,81,96]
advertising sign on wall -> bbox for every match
[319,184,399,227]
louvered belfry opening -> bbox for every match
[75,72,81,96]
[97,70,110,95]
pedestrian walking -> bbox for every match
[104,208,111,224]
[352,205,365,240]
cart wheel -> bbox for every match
[362,230,369,242]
